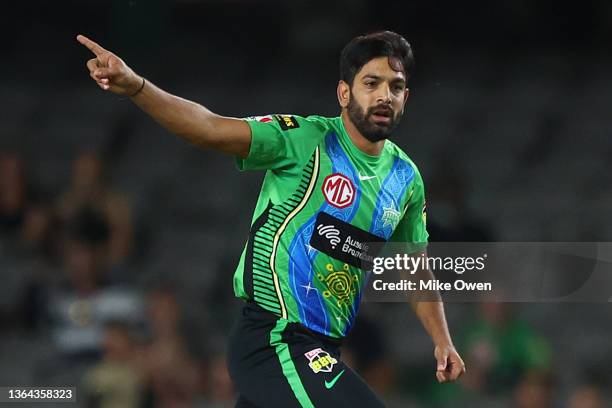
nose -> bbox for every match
[376,83,392,105]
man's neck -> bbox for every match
[341,111,385,156]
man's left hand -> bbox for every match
[434,344,466,383]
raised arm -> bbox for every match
[76,34,251,158]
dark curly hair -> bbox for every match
[339,31,414,86]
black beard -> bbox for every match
[347,97,401,142]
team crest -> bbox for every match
[304,347,338,373]
[382,204,401,229]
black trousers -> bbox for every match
[227,302,385,408]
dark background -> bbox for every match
[0,1,610,407]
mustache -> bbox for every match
[367,104,394,117]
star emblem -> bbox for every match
[305,243,318,255]
[300,282,317,296]
[382,204,401,228]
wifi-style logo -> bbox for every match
[317,224,341,249]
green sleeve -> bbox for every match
[236,114,326,172]
[390,169,429,245]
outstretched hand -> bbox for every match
[434,344,466,383]
[77,34,143,96]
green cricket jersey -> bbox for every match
[233,114,428,339]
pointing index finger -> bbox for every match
[77,34,106,56]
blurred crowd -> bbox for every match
[0,150,235,408]
[349,301,609,408]
[0,148,608,408]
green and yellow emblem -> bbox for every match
[317,263,359,307]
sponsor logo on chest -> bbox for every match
[322,173,355,208]
[310,212,385,269]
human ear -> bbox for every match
[401,87,410,113]
[337,80,351,108]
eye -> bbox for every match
[364,80,377,88]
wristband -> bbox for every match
[129,77,146,97]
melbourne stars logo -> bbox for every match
[382,201,401,229]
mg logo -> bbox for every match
[322,173,355,208]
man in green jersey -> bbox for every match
[78,30,465,407]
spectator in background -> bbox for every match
[0,152,58,333]
[459,302,552,395]
[0,151,29,238]
[201,353,235,408]
[11,198,59,331]
[513,370,556,408]
[47,209,143,361]
[567,384,605,408]
[57,151,132,268]
[18,198,58,261]
[83,321,146,408]
[142,286,201,408]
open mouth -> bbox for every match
[370,109,393,124]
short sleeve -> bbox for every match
[390,169,429,246]
[236,114,323,172]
